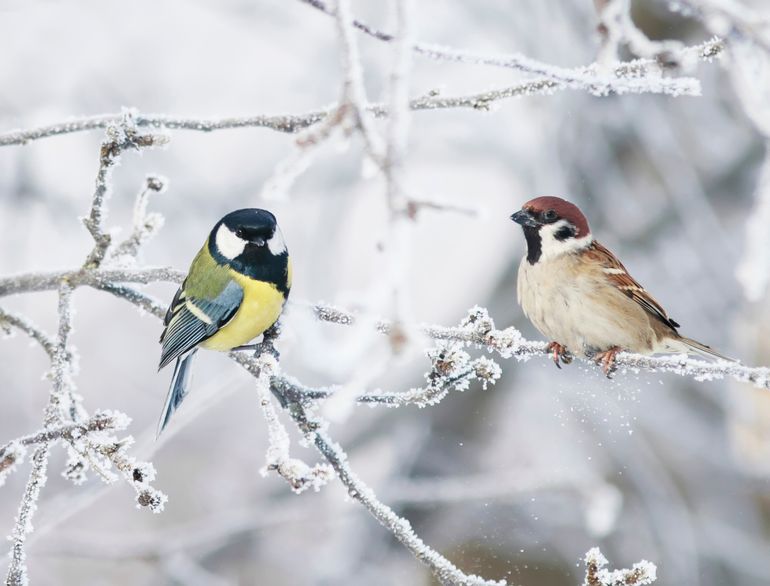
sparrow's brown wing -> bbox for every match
[586,241,681,331]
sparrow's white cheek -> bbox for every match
[215,226,247,259]
[268,227,287,255]
[538,221,592,260]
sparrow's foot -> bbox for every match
[594,346,621,378]
[546,341,573,369]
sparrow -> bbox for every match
[511,196,730,376]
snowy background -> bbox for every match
[1,1,770,584]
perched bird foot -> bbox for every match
[230,323,282,360]
[594,346,621,378]
[546,341,572,369]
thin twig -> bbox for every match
[583,547,657,585]
[5,283,73,585]
[301,0,709,96]
[0,308,58,359]
[0,40,723,149]
[108,176,167,264]
[270,377,506,586]
[82,115,169,269]
[334,0,384,162]
[250,353,333,493]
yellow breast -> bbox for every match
[200,271,286,351]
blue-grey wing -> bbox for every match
[158,280,244,369]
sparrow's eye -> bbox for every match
[543,210,558,222]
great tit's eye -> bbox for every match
[235,228,245,239]
[543,209,558,222]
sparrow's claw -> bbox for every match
[546,342,572,369]
[594,346,621,378]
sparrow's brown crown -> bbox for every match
[522,196,590,238]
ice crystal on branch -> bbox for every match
[583,547,657,586]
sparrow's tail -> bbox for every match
[679,336,735,362]
[157,351,197,438]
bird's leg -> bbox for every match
[256,322,282,359]
[231,323,282,360]
[594,346,621,378]
[232,344,259,351]
[545,341,572,369]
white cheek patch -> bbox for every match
[268,227,287,255]
[215,225,247,260]
[538,220,592,260]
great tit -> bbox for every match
[157,208,291,435]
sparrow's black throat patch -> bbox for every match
[523,226,542,265]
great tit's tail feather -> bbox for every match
[157,351,196,438]
[679,336,735,362]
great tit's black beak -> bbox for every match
[251,236,266,247]
[511,209,539,228]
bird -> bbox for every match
[157,208,291,434]
[510,196,731,376]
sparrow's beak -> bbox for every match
[511,209,539,228]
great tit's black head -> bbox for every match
[208,208,290,294]
[510,196,592,264]
[211,208,287,261]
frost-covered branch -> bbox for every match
[6,445,49,586]
[0,111,328,147]
[107,175,167,264]
[3,271,768,390]
[583,548,657,586]
[301,0,710,97]
[334,0,384,162]
[311,304,770,390]
[272,340,500,409]
[82,114,169,269]
[270,376,506,586]
[671,0,770,53]
[0,412,128,486]
[96,287,504,584]
[250,352,333,493]
[0,39,724,147]
[0,39,724,150]
[6,283,73,586]
[0,308,58,360]
[0,267,184,297]
[596,0,684,65]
